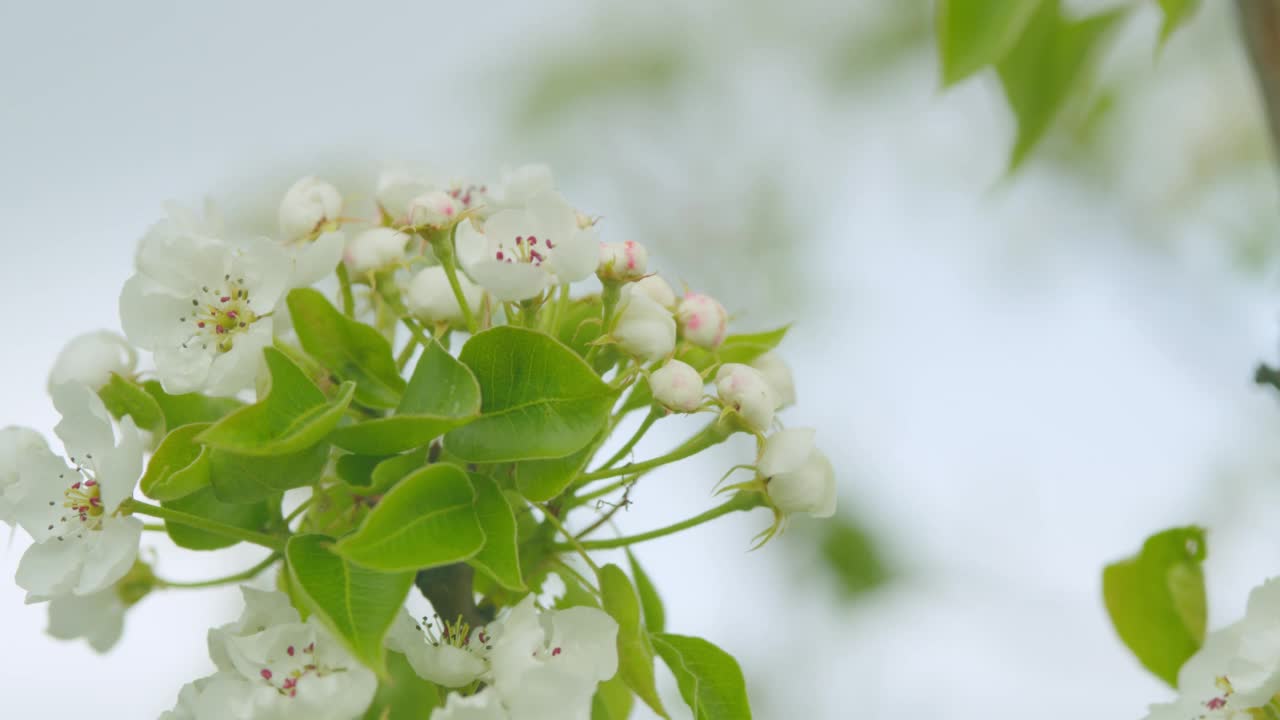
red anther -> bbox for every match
[551,647,562,657]
[261,669,273,680]
[496,251,505,261]
[287,646,295,656]
[216,326,226,334]
[528,236,537,246]
[197,322,206,328]
[546,239,555,249]
[515,236,524,245]
[220,296,231,303]
[227,311,238,319]
[1207,698,1226,710]
[71,482,81,490]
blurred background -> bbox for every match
[3,0,1280,717]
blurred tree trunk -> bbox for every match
[1239,0,1280,162]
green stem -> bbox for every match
[553,493,763,552]
[141,523,167,532]
[596,408,661,472]
[396,335,420,372]
[572,475,640,507]
[540,504,601,573]
[399,316,433,350]
[159,553,280,589]
[336,263,356,318]
[430,225,479,334]
[575,420,731,483]
[284,497,314,527]
[125,499,285,551]
[584,282,623,366]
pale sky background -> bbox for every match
[4,1,1280,718]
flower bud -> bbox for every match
[597,240,648,282]
[650,359,704,412]
[407,190,461,228]
[715,363,775,432]
[633,274,677,310]
[345,228,410,273]
[751,351,796,409]
[406,266,482,325]
[677,292,728,349]
[278,176,342,241]
[758,428,836,518]
[613,288,676,362]
[48,331,137,392]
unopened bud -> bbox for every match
[406,266,482,325]
[613,288,676,362]
[597,240,648,282]
[715,363,775,432]
[677,292,728,349]
[407,190,461,228]
[751,351,796,409]
[650,360,704,412]
[759,428,836,518]
[345,228,410,273]
[278,176,342,241]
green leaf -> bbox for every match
[621,327,789,414]
[651,633,752,720]
[208,443,330,504]
[935,0,1043,87]
[369,450,430,493]
[445,327,615,463]
[515,431,602,502]
[996,0,1123,169]
[819,514,892,600]
[1103,526,1207,687]
[557,296,605,357]
[162,487,271,551]
[1156,0,1200,45]
[140,424,212,501]
[288,288,406,410]
[142,381,244,429]
[601,564,667,718]
[336,453,392,489]
[287,533,414,675]
[592,674,635,720]
[336,463,485,572]
[198,348,354,456]
[627,550,666,634]
[98,373,165,433]
[330,341,481,455]
[363,650,442,720]
[467,473,524,591]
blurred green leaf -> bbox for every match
[1157,0,1201,46]
[936,0,1043,86]
[592,673,636,720]
[1103,526,1207,687]
[819,514,891,600]
[651,633,752,720]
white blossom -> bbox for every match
[406,266,482,325]
[378,170,492,225]
[758,428,836,519]
[613,287,676,362]
[344,228,410,274]
[650,360,704,412]
[751,351,796,409]
[408,190,462,228]
[432,688,508,720]
[632,274,677,310]
[715,363,775,432]
[597,240,648,282]
[278,176,342,242]
[455,192,598,302]
[11,383,144,600]
[47,331,137,392]
[46,587,126,652]
[0,426,51,525]
[677,292,729,349]
[497,164,555,207]
[120,206,291,396]
[385,609,489,688]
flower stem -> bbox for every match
[571,475,641,507]
[553,493,763,552]
[158,553,280,589]
[584,282,623,366]
[431,225,479,334]
[575,419,731,483]
[596,408,661,472]
[396,335,420,372]
[124,499,286,551]
[336,263,356,318]
[540,504,601,574]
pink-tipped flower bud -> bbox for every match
[677,292,728,349]
[751,351,796,409]
[649,359,704,413]
[597,240,648,282]
[407,190,461,228]
[613,288,676,362]
[715,363,775,432]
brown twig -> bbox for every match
[1238,0,1280,162]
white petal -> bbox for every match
[402,642,488,688]
[545,606,619,682]
[47,589,126,652]
[758,428,816,477]
[16,536,88,598]
[0,427,53,525]
[11,443,73,542]
[51,382,117,459]
[154,342,215,395]
[469,261,550,302]
[75,516,142,595]
[204,326,271,397]
[291,231,345,288]
[48,331,137,392]
[455,219,490,274]
[232,239,291,313]
[548,227,600,284]
[96,414,142,514]
[431,688,509,720]
[119,274,190,350]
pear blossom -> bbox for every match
[650,359,704,412]
[455,192,598,302]
[406,266,483,325]
[1143,578,1280,719]
[120,206,291,396]
[278,176,342,242]
[408,190,462,228]
[345,228,410,274]
[47,331,137,392]
[378,170,492,225]
[751,351,796,409]
[633,274,677,310]
[758,428,836,518]
[11,383,144,600]
[385,609,489,688]
[0,426,50,524]
[497,164,555,206]
[715,363,776,432]
[433,689,508,720]
[208,587,306,670]
[677,292,729,349]
[46,587,126,652]
[612,287,676,362]
[597,240,648,282]
[160,673,255,720]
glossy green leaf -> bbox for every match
[287,534,414,675]
[369,450,429,494]
[996,0,1123,169]
[1103,526,1207,687]
[363,650,442,720]
[467,473,524,591]
[627,550,666,634]
[1157,0,1200,45]
[651,633,752,720]
[515,431,602,502]
[592,674,635,720]
[98,373,165,433]
[140,423,212,501]
[330,341,481,455]
[621,326,789,413]
[163,487,271,551]
[288,288,406,409]
[601,564,667,718]
[445,327,615,463]
[935,0,1042,86]
[336,453,391,489]
[198,348,354,456]
[336,463,485,572]
[208,443,330,504]
[557,296,605,357]
[142,380,244,429]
